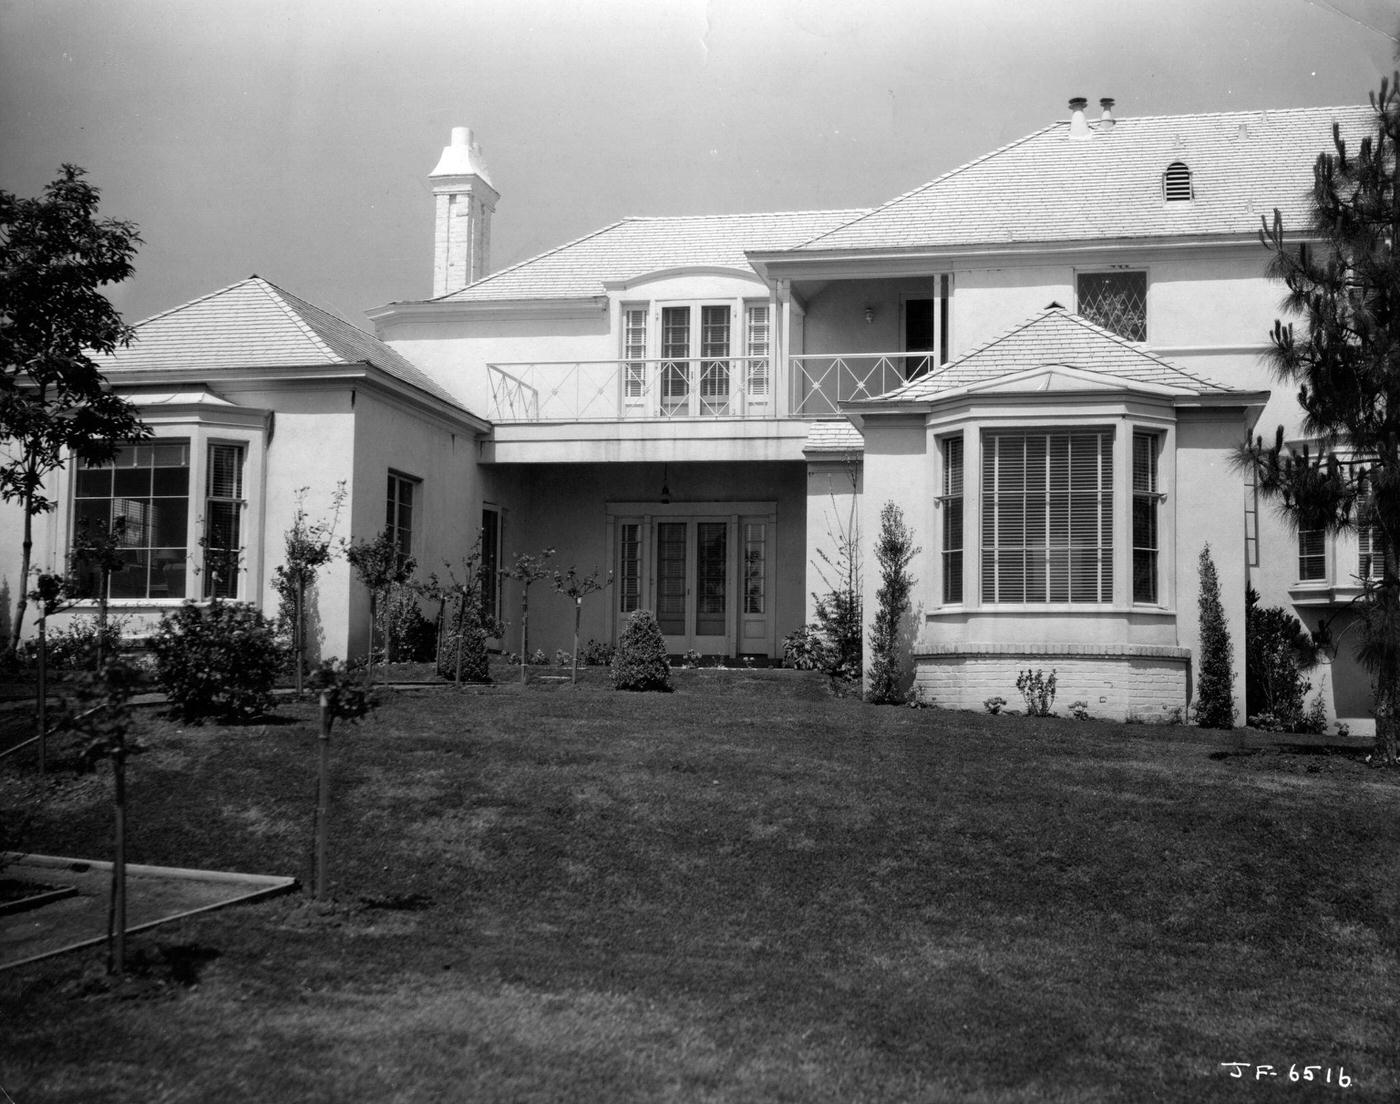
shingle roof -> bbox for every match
[437,210,864,302]
[97,276,463,408]
[791,105,1374,252]
[803,421,865,453]
[871,307,1233,402]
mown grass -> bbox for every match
[2,666,1397,1103]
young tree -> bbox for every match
[273,484,346,700]
[811,463,863,690]
[1242,80,1400,762]
[1,166,146,653]
[552,565,612,683]
[28,571,75,774]
[866,501,920,704]
[502,548,555,685]
[70,515,128,670]
[64,661,140,973]
[345,530,416,688]
[1195,544,1236,730]
[307,661,376,900]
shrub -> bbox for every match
[438,622,489,683]
[1195,545,1236,729]
[1245,588,1317,730]
[529,648,548,666]
[1300,693,1329,735]
[1068,700,1091,721]
[681,649,702,669]
[42,616,128,671]
[984,696,1007,715]
[611,609,672,692]
[579,639,615,667]
[151,600,283,722]
[555,649,572,667]
[1016,668,1057,717]
[782,625,827,670]
[866,502,919,704]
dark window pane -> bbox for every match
[113,467,151,497]
[152,466,189,496]
[75,467,112,497]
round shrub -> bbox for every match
[152,599,284,722]
[438,624,489,682]
[611,609,672,692]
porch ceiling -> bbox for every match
[485,418,816,464]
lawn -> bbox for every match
[2,665,1397,1103]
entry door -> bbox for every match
[653,518,732,654]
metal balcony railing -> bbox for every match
[485,352,938,423]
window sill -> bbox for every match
[926,604,1176,617]
[1288,584,1369,606]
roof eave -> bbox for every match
[368,296,608,325]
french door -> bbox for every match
[613,506,775,657]
[659,304,732,417]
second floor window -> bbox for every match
[1078,271,1147,342]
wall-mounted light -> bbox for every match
[863,306,875,325]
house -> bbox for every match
[1,100,1379,731]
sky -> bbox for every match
[2,0,1397,329]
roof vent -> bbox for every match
[1163,161,1193,202]
[1068,97,1091,139]
[1098,98,1116,131]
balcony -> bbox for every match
[486,352,938,423]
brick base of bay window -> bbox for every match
[912,643,1190,723]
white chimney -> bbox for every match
[430,126,499,297]
[1068,97,1091,139]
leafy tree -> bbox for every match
[1195,544,1236,729]
[553,565,612,683]
[272,483,345,700]
[432,542,494,686]
[345,530,416,687]
[1,166,146,653]
[866,501,919,704]
[1245,587,1319,729]
[1243,80,1400,763]
[502,548,555,685]
[27,570,77,774]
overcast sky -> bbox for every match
[2,0,1397,328]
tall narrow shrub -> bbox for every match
[1195,544,1235,729]
[866,501,920,703]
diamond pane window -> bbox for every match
[1077,271,1147,342]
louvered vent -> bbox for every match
[1163,161,1193,202]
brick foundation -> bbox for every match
[913,643,1190,722]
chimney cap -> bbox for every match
[1069,96,1089,110]
[430,125,495,186]
[1099,97,1115,110]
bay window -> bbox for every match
[1132,433,1160,603]
[981,429,1114,604]
[941,435,964,604]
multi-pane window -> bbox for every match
[203,443,245,598]
[744,522,766,614]
[623,306,647,400]
[1077,271,1147,342]
[480,507,500,622]
[386,472,417,563]
[745,303,770,400]
[1298,530,1326,581]
[942,435,964,604]
[1357,483,1384,580]
[73,440,191,600]
[618,522,641,613]
[695,521,727,635]
[1132,433,1159,603]
[981,429,1114,603]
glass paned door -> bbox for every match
[660,307,691,417]
[655,521,688,635]
[695,522,727,636]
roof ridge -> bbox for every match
[251,278,348,364]
[795,123,1060,250]
[129,275,264,329]
[1094,103,1369,124]
[435,219,631,300]
[619,207,868,223]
